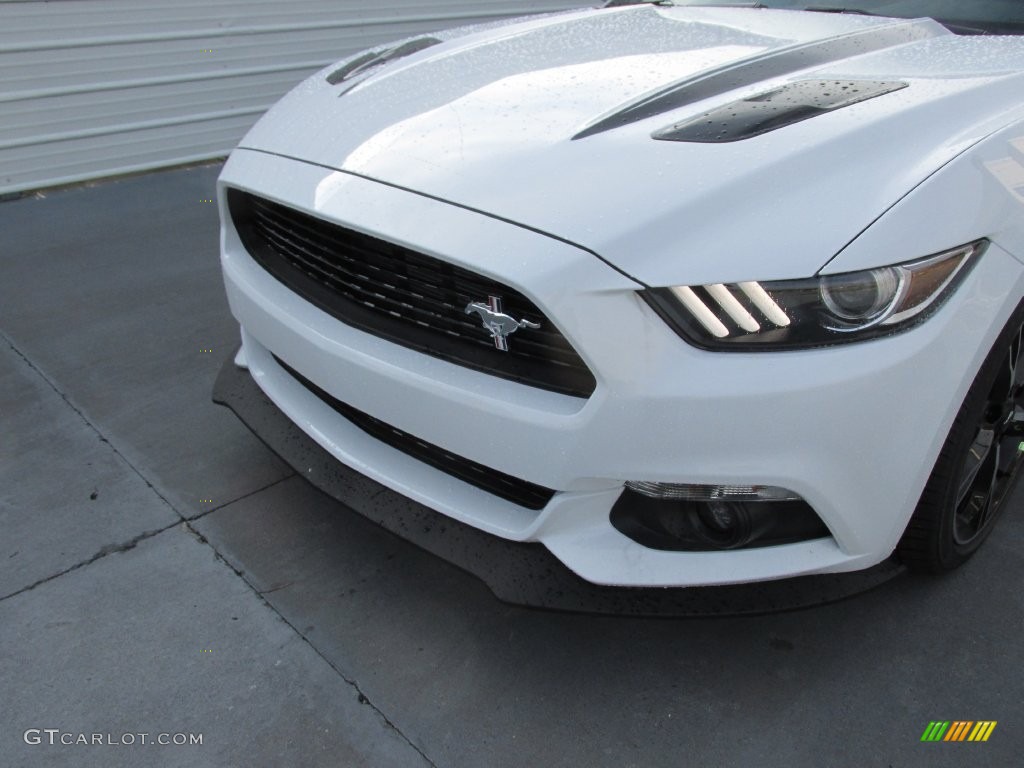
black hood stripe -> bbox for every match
[572,19,943,140]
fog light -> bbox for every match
[610,488,829,552]
[625,481,802,502]
[690,500,776,549]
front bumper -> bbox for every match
[218,148,1024,588]
[212,352,905,614]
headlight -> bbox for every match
[642,241,985,350]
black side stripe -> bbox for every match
[571,19,943,140]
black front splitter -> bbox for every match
[213,354,904,617]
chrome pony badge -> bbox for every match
[465,296,541,352]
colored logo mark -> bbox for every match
[921,721,997,742]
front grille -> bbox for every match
[229,189,596,398]
[273,355,556,510]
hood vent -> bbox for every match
[653,79,907,142]
[326,37,441,88]
[572,19,939,140]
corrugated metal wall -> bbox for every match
[0,0,595,195]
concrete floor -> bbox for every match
[2,163,1022,767]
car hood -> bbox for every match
[239,5,1024,285]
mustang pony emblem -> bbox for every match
[465,296,541,352]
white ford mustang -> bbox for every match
[215,0,1024,589]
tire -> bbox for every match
[898,303,1024,572]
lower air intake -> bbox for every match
[273,355,557,511]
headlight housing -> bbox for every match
[642,241,985,350]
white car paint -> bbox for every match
[218,3,1024,586]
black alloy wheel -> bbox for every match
[899,308,1024,571]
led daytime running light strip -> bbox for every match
[672,282,792,338]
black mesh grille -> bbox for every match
[273,355,556,510]
[229,190,595,398]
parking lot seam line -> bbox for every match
[0,522,179,603]
[185,474,297,522]
[183,521,440,768]
[2,331,293,530]
[1,330,184,515]
[3,332,435,762]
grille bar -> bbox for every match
[273,355,556,510]
[229,190,596,397]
